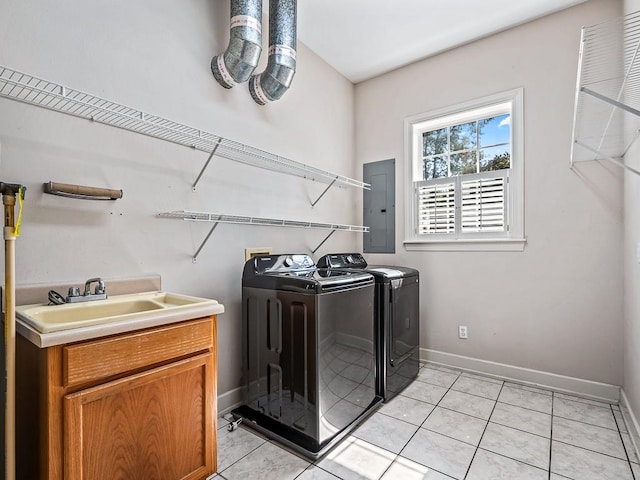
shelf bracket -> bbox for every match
[192,221,219,263]
[581,87,640,117]
[192,138,222,191]
[623,129,640,157]
[311,229,336,254]
[574,141,640,177]
[311,176,339,207]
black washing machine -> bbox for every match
[317,253,420,401]
[233,254,382,458]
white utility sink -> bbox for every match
[16,291,222,334]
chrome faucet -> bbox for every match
[84,277,106,296]
[65,277,107,303]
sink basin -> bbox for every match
[16,291,222,334]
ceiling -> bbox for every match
[297,0,588,83]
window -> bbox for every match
[404,89,525,251]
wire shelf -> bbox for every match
[571,10,640,174]
[158,210,369,232]
[158,210,368,260]
[0,65,370,190]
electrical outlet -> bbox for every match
[458,325,468,339]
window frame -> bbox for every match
[403,88,525,252]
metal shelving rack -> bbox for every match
[0,65,370,257]
[571,10,640,176]
[158,211,369,261]
[0,65,370,197]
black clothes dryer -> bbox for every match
[233,254,382,458]
[317,253,420,401]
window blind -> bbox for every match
[461,174,506,233]
[418,182,455,234]
[417,171,508,236]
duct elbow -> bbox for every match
[212,39,262,88]
[249,0,297,105]
[212,0,263,89]
[249,55,296,105]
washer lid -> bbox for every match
[366,265,420,280]
[253,253,315,274]
[243,254,373,292]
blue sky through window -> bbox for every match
[480,113,510,147]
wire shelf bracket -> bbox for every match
[158,210,369,262]
[311,230,336,254]
[570,10,640,177]
[311,176,339,207]
[0,65,371,200]
[574,141,640,176]
[192,138,222,191]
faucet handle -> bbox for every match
[95,279,106,295]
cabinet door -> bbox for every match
[64,353,214,480]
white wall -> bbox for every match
[624,0,640,444]
[0,0,359,395]
[355,0,623,385]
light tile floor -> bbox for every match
[212,363,639,480]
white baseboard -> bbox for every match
[217,387,243,417]
[422,348,620,403]
[217,349,623,422]
[620,389,640,463]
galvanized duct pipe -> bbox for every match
[211,0,263,89]
[249,0,297,105]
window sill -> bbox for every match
[403,237,527,252]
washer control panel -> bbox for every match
[317,253,367,269]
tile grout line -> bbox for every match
[375,452,400,480]
[549,390,554,480]
[463,383,552,476]
[548,395,634,479]
[487,417,550,441]
[452,387,632,478]
[551,438,636,463]
[312,364,461,480]
[611,402,637,480]
[448,385,502,402]
[217,426,268,476]
[438,397,547,425]
[473,446,550,475]
[377,365,464,480]
[375,407,431,429]
[462,380,504,479]
[387,366,555,478]
[293,463,334,479]
[551,412,621,432]
[554,393,618,409]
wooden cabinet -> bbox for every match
[16,316,218,480]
